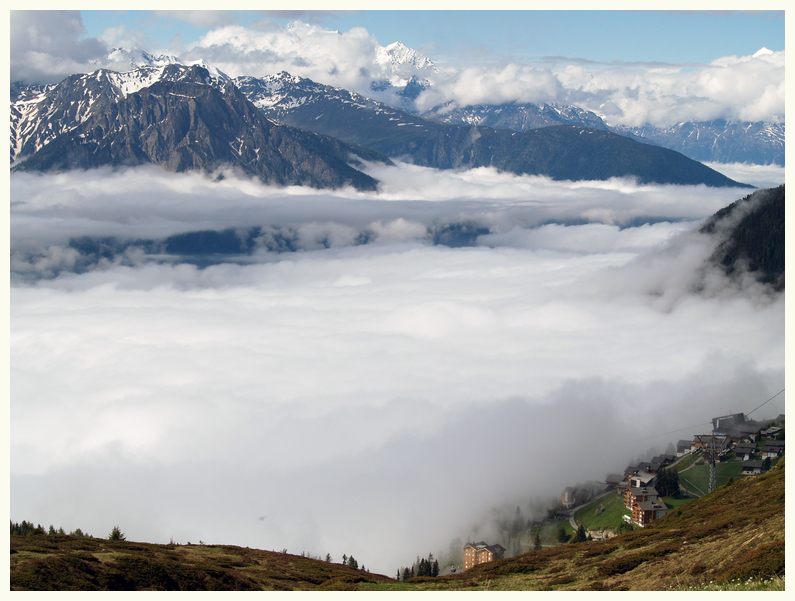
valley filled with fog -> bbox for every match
[10,162,785,574]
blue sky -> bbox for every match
[78,9,784,66]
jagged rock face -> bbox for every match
[12,70,390,191]
[11,73,121,163]
[10,64,222,165]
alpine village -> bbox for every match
[11,409,784,590]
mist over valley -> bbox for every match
[9,10,785,579]
[10,163,785,574]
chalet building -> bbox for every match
[728,421,766,442]
[635,461,662,474]
[767,440,785,451]
[761,425,782,437]
[742,460,765,475]
[733,442,758,460]
[463,542,506,570]
[623,483,666,527]
[627,472,655,489]
[623,483,658,510]
[561,487,577,509]
[760,445,781,459]
[651,454,676,466]
[676,440,693,456]
[633,498,668,527]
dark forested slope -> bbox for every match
[701,185,784,290]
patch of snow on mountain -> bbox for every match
[96,48,182,71]
[107,67,170,96]
[183,59,230,82]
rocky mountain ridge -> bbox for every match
[17,45,781,166]
[10,61,751,189]
[11,66,391,191]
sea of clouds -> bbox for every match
[10,161,785,573]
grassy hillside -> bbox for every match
[574,492,634,532]
[10,539,393,591]
[374,458,785,591]
[10,459,784,591]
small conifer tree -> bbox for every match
[108,525,126,541]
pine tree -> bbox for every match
[575,524,587,543]
[556,527,568,544]
[108,525,126,541]
[534,531,542,551]
[432,559,439,577]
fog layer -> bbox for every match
[10,164,784,574]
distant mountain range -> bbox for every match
[10,49,759,189]
[421,103,784,167]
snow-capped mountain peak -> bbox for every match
[96,47,182,71]
[376,41,439,74]
[182,59,230,82]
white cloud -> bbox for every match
[184,21,385,93]
[9,164,750,264]
[11,13,783,128]
[703,161,785,190]
[10,10,108,83]
[181,19,783,127]
[10,167,784,573]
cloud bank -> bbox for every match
[10,11,784,128]
[183,21,785,127]
[10,165,785,574]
